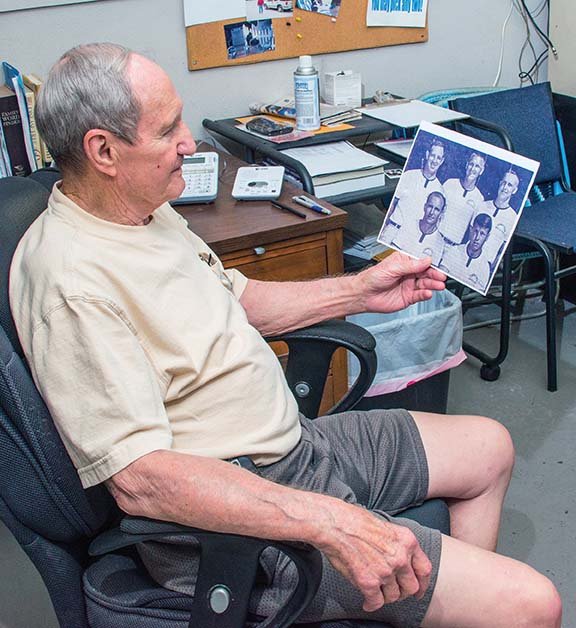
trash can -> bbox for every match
[347,290,465,414]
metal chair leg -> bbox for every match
[462,246,513,381]
[517,237,558,391]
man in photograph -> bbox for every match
[380,138,446,243]
[477,169,521,266]
[440,151,486,248]
[391,191,447,265]
[440,213,493,292]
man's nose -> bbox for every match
[180,126,197,155]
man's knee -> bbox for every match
[476,415,515,483]
[514,570,562,627]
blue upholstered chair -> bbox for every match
[449,82,576,391]
[0,174,449,627]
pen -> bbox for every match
[292,195,332,215]
[270,200,307,219]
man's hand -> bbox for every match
[356,251,446,314]
[315,498,432,612]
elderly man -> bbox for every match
[381,137,446,244]
[477,169,521,266]
[388,191,447,266]
[439,151,486,248]
[9,44,561,627]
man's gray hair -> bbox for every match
[36,42,141,174]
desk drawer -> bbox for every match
[220,233,328,281]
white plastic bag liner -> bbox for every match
[347,290,466,396]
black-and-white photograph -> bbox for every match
[377,121,539,295]
[224,19,275,59]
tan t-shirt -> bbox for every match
[9,185,301,488]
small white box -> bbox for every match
[323,71,362,107]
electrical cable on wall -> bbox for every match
[515,0,556,86]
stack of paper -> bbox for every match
[374,138,414,160]
[279,141,387,198]
[342,202,390,260]
[249,98,361,127]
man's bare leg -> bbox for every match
[422,535,562,627]
[411,411,514,550]
[412,412,562,626]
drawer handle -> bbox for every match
[254,246,266,256]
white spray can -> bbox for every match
[294,55,321,131]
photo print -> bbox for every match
[296,0,341,18]
[245,0,293,21]
[224,19,275,59]
[377,121,540,295]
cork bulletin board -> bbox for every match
[185,0,428,71]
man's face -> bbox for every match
[112,55,197,212]
[497,172,519,204]
[422,194,444,225]
[464,154,485,185]
[469,222,490,253]
[424,145,445,177]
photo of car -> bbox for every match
[264,0,293,11]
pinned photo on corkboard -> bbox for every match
[377,121,540,295]
[296,0,341,18]
[224,19,276,59]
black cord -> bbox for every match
[519,48,549,83]
[519,0,557,56]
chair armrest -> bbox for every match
[453,115,515,152]
[89,516,322,628]
[268,318,377,418]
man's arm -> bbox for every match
[239,251,446,336]
[107,449,432,611]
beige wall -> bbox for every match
[549,0,575,96]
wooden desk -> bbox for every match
[175,149,348,413]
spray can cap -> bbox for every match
[297,55,314,71]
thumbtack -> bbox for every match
[295,16,301,22]
[296,33,303,39]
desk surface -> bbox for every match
[174,148,347,256]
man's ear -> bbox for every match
[83,129,118,176]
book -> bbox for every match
[279,140,388,198]
[0,84,30,176]
[312,171,386,198]
[3,62,37,173]
[23,86,41,169]
[23,72,53,166]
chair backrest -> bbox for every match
[0,176,51,357]
[0,174,116,627]
[451,82,563,187]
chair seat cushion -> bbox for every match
[516,192,576,252]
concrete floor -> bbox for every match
[0,299,575,627]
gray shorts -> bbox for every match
[138,409,441,627]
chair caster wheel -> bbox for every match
[480,364,500,381]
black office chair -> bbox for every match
[450,82,576,391]
[0,174,449,628]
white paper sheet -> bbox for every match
[280,141,386,177]
[366,0,428,28]
[183,0,245,27]
[357,101,469,128]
